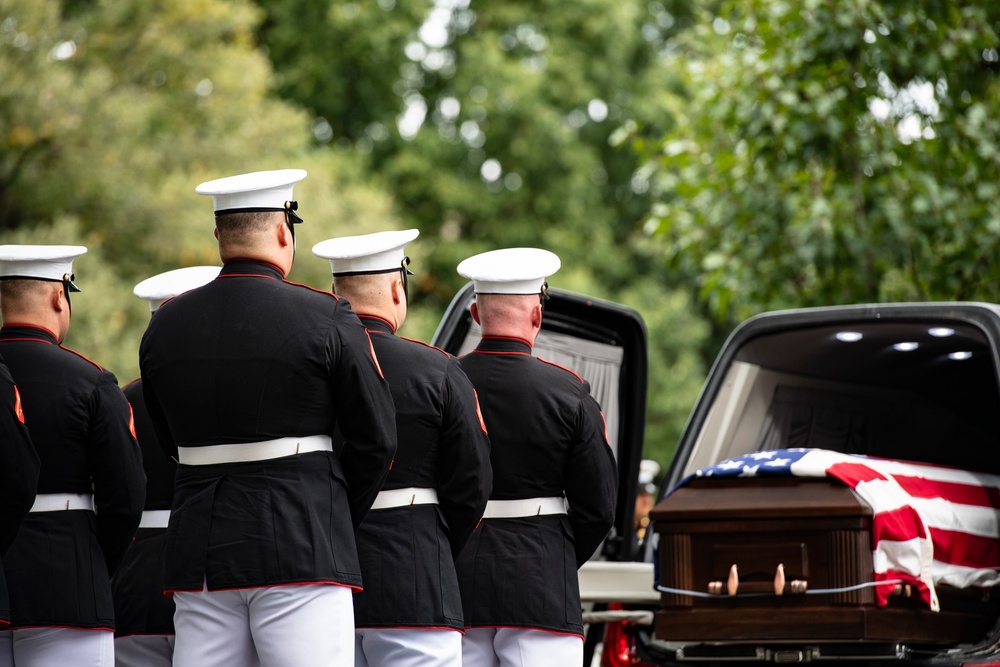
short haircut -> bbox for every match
[0,279,52,301]
[215,210,284,247]
[333,272,395,306]
[475,293,537,328]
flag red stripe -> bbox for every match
[825,461,888,487]
[931,527,1000,570]
[891,475,1000,509]
[871,505,928,542]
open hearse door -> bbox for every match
[432,282,650,568]
[647,302,1000,666]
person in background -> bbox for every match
[112,265,221,667]
[0,244,146,667]
[633,459,661,551]
[139,170,397,667]
[0,353,39,634]
[313,229,492,667]
[453,247,618,667]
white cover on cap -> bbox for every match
[457,247,560,294]
[195,169,307,212]
[133,265,222,311]
[0,244,87,283]
[312,229,419,275]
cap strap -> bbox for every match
[332,266,407,278]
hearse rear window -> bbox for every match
[684,320,1000,477]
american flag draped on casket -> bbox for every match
[675,448,1000,611]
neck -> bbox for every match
[220,246,291,277]
[1,310,63,343]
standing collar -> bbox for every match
[359,315,395,335]
[474,335,532,355]
[0,324,59,345]
[219,259,285,280]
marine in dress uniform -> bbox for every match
[0,354,39,631]
[112,266,220,667]
[138,170,397,667]
[453,248,618,667]
[0,245,146,667]
[313,230,493,667]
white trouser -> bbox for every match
[462,628,582,667]
[355,627,461,667]
[172,583,353,667]
[0,627,114,667]
[114,634,174,667]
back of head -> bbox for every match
[215,210,285,257]
[457,246,561,342]
[0,279,54,319]
[333,272,395,307]
[312,229,419,330]
[196,169,307,269]
[0,244,87,338]
[475,293,539,337]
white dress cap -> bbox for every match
[457,247,561,294]
[312,229,420,276]
[195,169,307,212]
[133,265,222,312]
[0,244,88,291]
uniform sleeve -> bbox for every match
[436,357,492,557]
[564,384,618,568]
[0,361,39,555]
[138,368,179,465]
[87,372,146,575]
[330,304,397,528]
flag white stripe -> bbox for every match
[932,560,1000,589]
[909,497,1000,538]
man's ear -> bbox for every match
[51,285,66,313]
[391,276,404,305]
[277,220,292,248]
[470,301,481,325]
[530,300,543,329]
[214,227,220,240]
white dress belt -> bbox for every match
[482,497,567,519]
[139,510,171,529]
[30,493,95,513]
[177,435,332,465]
[370,487,439,511]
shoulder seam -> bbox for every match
[537,357,584,384]
[399,336,450,357]
[60,346,104,372]
[282,280,339,300]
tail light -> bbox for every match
[600,603,657,667]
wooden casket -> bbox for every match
[651,477,998,644]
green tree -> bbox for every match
[0,0,398,381]
[256,0,711,467]
[635,0,1000,322]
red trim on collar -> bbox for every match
[472,349,531,356]
[227,258,286,276]
[360,314,396,333]
[218,272,280,280]
[481,335,533,347]
[0,323,59,341]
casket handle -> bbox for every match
[706,564,807,596]
[728,564,739,596]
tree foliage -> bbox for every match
[635,0,1000,322]
[0,0,399,381]
[255,0,711,465]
